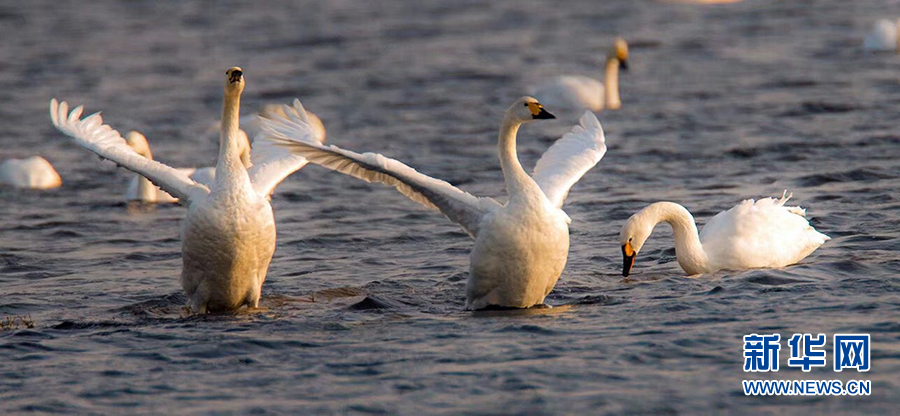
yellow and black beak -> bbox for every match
[526,102,555,120]
[622,242,636,277]
[619,59,629,71]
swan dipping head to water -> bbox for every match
[620,191,829,277]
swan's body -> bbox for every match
[123,131,250,203]
[50,67,323,313]
[620,192,830,276]
[529,38,629,113]
[261,97,607,310]
[864,19,900,52]
[0,156,61,189]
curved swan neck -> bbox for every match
[604,57,621,110]
[641,202,709,274]
[498,115,541,202]
[216,89,246,186]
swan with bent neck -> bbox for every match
[50,67,322,313]
[123,130,251,203]
[261,97,608,310]
[529,37,629,113]
[620,192,830,276]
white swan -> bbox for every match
[123,130,250,203]
[50,67,323,313]
[261,97,607,310]
[529,38,629,113]
[620,191,830,276]
[864,19,900,52]
[0,156,62,189]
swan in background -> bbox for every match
[529,37,629,113]
[864,19,900,52]
[261,97,607,310]
[620,191,829,276]
[0,156,62,189]
[123,130,250,203]
[50,67,323,313]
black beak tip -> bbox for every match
[620,60,629,71]
[534,109,556,120]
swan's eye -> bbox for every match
[526,102,543,116]
[629,237,632,242]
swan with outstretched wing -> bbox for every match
[49,67,323,313]
[260,97,606,309]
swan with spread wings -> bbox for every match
[50,67,324,313]
[260,97,607,310]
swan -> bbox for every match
[0,156,62,189]
[528,37,629,113]
[864,19,900,52]
[260,97,607,310]
[619,191,830,277]
[50,67,324,313]
[123,130,250,203]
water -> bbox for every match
[1,0,899,413]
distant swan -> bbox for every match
[529,38,629,113]
[0,156,62,189]
[620,191,829,276]
[50,67,323,313]
[261,97,607,310]
[123,130,250,203]
[864,19,900,52]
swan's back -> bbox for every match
[531,76,604,112]
[700,196,829,270]
[864,19,899,52]
[0,156,62,189]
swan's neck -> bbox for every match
[643,202,709,274]
[604,57,621,110]
[133,146,156,200]
[216,91,248,187]
[498,116,542,204]
[135,174,156,201]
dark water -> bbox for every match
[1,0,899,414]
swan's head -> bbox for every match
[609,37,629,70]
[224,67,244,95]
[509,96,555,123]
[619,212,652,277]
[125,131,153,159]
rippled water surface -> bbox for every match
[1,0,899,414]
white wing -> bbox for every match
[532,111,607,208]
[259,104,500,237]
[247,99,324,197]
[50,99,210,203]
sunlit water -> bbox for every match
[1,0,898,413]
